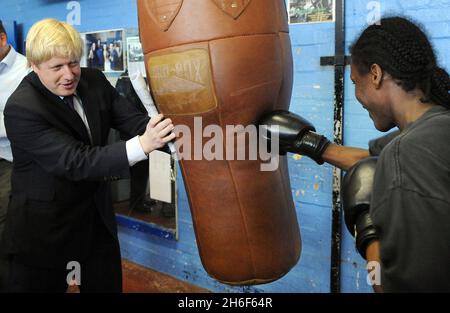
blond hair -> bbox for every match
[26,18,83,66]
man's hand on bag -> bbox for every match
[139,114,176,154]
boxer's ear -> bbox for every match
[370,63,384,89]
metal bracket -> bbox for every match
[320,55,352,67]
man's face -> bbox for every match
[32,56,81,97]
[350,63,395,132]
[0,31,11,61]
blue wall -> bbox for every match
[2,0,450,293]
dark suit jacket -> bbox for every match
[1,68,149,269]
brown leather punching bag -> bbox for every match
[137,0,300,285]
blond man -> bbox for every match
[1,19,174,292]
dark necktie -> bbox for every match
[63,95,75,111]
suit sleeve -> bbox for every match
[4,102,130,182]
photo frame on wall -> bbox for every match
[288,0,334,24]
[80,29,125,73]
[126,36,147,78]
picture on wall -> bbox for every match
[80,29,125,73]
[127,36,147,78]
[289,0,334,24]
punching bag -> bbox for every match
[137,0,300,285]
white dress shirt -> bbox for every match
[62,94,148,167]
[0,46,30,162]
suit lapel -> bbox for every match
[27,72,92,144]
[77,77,102,146]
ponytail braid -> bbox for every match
[428,67,450,109]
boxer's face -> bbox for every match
[32,56,81,97]
[351,63,395,132]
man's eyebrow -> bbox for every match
[49,61,78,68]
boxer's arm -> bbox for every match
[259,111,373,170]
[322,130,401,170]
[322,144,370,171]
[366,240,384,293]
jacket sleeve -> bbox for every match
[4,102,130,182]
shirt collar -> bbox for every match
[59,92,79,100]
[403,105,449,131]
[0,45,18,71]
[415,105,448,122]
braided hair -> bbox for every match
[350,17,450,109]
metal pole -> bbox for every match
[330,0,346,294]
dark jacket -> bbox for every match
[1,68,149,268]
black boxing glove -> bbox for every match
[258,110,331,164]
[341,157,379,259]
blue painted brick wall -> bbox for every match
[1,0,138,35]
[2,0,450,293]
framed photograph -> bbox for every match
[288,0,334,24]
[127,36,147,78]
[80,29,125,73]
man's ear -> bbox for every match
[370,64,384,89]
[30,63,39,72]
